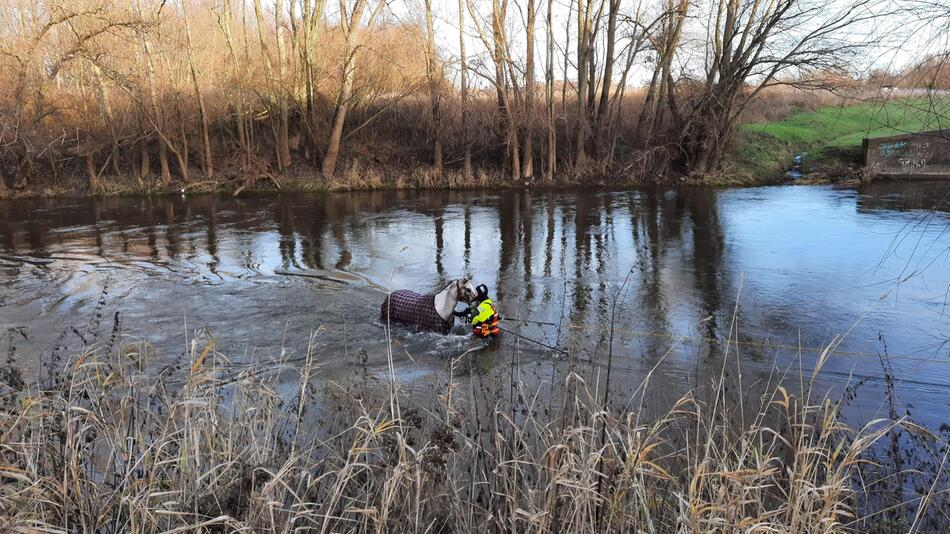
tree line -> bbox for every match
[0,0,902,190]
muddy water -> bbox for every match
[1,183,949,424]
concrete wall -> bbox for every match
[863,130,950,178]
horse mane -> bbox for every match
[437,279,458,294]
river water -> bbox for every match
[1,182,949,426]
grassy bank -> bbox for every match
[2,324,949,532]
[727,98,950,183]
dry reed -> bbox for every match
[0,323,946,533]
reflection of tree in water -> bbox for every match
[276,197,300,270]
[593,194,610,330]
[92,203,104,257]
[299,199,326,270]
[568,193,596,346]
[520,191,534,302]
[143,198,160,261]
[433,209,445,282]
[685,188,727,359]
[623,189,731,362]
[0,203,16,253]
[631,189,673,359]
[463,204,472,273]
[163,202,181,260]
[543,193,556,303]
[329,202,352,271]
[205,198,219,275]
[497,191,519,302]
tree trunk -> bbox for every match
[424,0,443,175]
[174,97,191,181]
[275,0,292,170]
[86,154,98,190]
[545,0,556,181]
[636,59,664,144]
[458,0,472,179]
[298,0,328,162]
[90,63,121,176]
[489,0,521,180]
[253,0,289,172]
[561,0,572,117]
[522,0,536,180]
[636,0,687,145]
[321,0,382,177]
[182,0,214,178]
[136,15,172,184]
[594,0,619,157]
[574,0,591,167]
[140,40,172,184]
[140,140,151,178]
[220,0,252,167]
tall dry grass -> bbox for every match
[3,316,948,533]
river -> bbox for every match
[1,182,949,426]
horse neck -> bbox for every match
[433,282,458,320]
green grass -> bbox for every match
[730,97,950,180]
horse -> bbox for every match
[380,278,477,334]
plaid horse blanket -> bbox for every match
[380,290,453,334]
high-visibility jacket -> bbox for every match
[470,298,496,325]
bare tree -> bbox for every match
[182,0,213,178]
[215,0,252,168]
[522,0,536,180]
[682,0,881,174]
[467,0,521,180]
[592,0,620,157]
[424,0,443,175]
[574,0,594,167]
[135,1,172,183]
[296,0,328,162]
[493,0,521,179]
[321,0,385,177]
[253,0,291,172]
[544,0,555,181]
[636,0,687,146]
[458,0,472,179]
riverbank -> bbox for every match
[2,329,944,532]
[3,97,947,199]
[726,97,950,184]
[0,165,667,200]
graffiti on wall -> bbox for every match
[868,134,946,175]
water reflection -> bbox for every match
[1,184,949,424]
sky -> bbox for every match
[374,0,948,90]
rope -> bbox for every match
[501,320,948,363]
[496,325,567,355]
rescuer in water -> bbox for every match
[454,284,500,337]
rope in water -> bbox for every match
[496,324,567,355]
[501,319,948,363]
